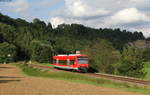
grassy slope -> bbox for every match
[15,64,150,95]
[144,62,150,80]
[29,61,54,67]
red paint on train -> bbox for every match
[53,54,89,72]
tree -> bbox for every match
[0,33,4,43]
[32,18,46,29]
[82,39,120,73]
[14,27,34,61]
[0,42,17,63]
[116,47,146,78]
[30,40,53,63]
[15,18,29,27]
[0,13,16,26]
[142,49,150,62]
[0,23,16,43]
[46,22,53,32]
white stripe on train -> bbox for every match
[54,65,78,70]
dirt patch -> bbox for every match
[0,64,146,95]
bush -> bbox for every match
[142,49,150,62]
[30,40,53,63]
[116,47,146,78]
[0,42,17,63]
[82,39,120,73]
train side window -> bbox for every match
[59,60,67,65]
[70,60,74,65]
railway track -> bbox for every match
[27,64,150,85]
[87,73,150,85]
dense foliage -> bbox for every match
[142,49,150,62]
[82,39,120,73]
[0,13,147,78]
[0,42,17,63]
[30,40,53,63]
[115,47,146,78]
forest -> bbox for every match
[0,13,150,78]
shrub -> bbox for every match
[0,42,17,63]
[116,47,146,78]
[30,40,53,63]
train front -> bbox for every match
[76,55,89,72]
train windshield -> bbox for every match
[77,56,88,64]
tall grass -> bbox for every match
[16,64,150,95]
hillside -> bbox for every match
[0,13,148,78]
[128,40,150,49]
[0,13,145,54]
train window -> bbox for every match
[70,60,74,65]
[77,56,88,64]
[59,60,67,65]
[78,59,88,64]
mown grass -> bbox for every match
[144,62,150,80]
[15,64,150,95]
[32,61,54,67]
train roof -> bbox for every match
[53,54,88,59]
[54,54,87,56]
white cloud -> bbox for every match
[128,0,150,8]
[141,28,150,37]
[106,8,150,25]
[131,27,150,37]
[50,17,65,28]
[129,0,148,3]
[33,0,63,7]
[139,28,150,37]
[48,0,150,37]
[7,0,29,13]
[50,16,84,28]
[50,0,110,27]
[64,0,109,17]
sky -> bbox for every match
[0,0,150,37]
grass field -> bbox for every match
[144,62,150,80]
[32,61,150,80]
[15,63,150,95]
[27,61,54,67]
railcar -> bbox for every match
[53,54,89,72]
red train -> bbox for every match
[53,54,89,72]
